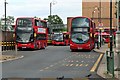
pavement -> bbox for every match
[94,43,120,80]
[0,48,24,63]
[0,44,120,79]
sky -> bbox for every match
[0,0,82,24]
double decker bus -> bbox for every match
[70,16,95,51]
[52,32,70,45]
[14,17,48,50]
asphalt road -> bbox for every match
[2,46,104,79]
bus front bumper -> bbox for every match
[70,43,91,50]
[17,43,34,49]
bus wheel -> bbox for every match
[43,43,46,49]
[64,42,66,46]
[34,43,37,50]
[38,44,41,49]
[71,49,75,52]
[18,48,22,51]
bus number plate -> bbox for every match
[22,47,26,48]
[78,47,82,50]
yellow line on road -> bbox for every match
[85,64,88,67]
[76,64,79,66]
[44,67,49,70]
[70,64,73,66]
[66,64,69,66]
[80,64,83,66]
[40,69,43,71]
[90,54,103,72]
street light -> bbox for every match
[110,0,113,53]
[49,1,57,33]
[50,1,57,21]
[93,6,102,48]
[115,0,120,72]
[4,0,8,50]
[92,10,95,20]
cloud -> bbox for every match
[0,0,82,24]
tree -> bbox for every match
[44,15,63,24]
[0,15,14,31]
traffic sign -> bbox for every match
[98,23,103,27]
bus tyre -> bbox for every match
[18,48,22,51]
[34,43,37,50]
[64,42,66,46]
[71,49,75,52]
[38,44,41,50]
[43,43,46,49]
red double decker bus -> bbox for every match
[52,32,70,46]
[70,16,95,51]
[14,17,48,50]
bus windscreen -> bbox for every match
[16,18,34,43]
[71,32,89,44]
[72,18,90,27]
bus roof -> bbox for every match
[71,16,92,21]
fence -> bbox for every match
[1,30,15,51]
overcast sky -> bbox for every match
[0,0,82,24]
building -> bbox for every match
[82,0,117,30]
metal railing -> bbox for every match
[1,41,15,51]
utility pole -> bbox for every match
[115,0,120,76]
[4,0,7,51]
[92,10,95,20]
[110,0,113,53]
[50,2,52,24]
[99,0,102,47]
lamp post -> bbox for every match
[110,0,113,54]
[99,0,102,47]
[4,0,8,50]
[49,1,57,24]
[92,10,95,20]
[115,0,120,73]
[93,6,101,48]
[49,1,57,39]
[50,2,52,18]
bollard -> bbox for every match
[15,44,18,56]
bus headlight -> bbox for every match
[34,33,36,37]
[87,44,90,47]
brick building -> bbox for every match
[82,0,117,29]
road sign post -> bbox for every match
[98,23,103,47]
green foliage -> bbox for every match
[0,16,14,31]
[44,15,63,24]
